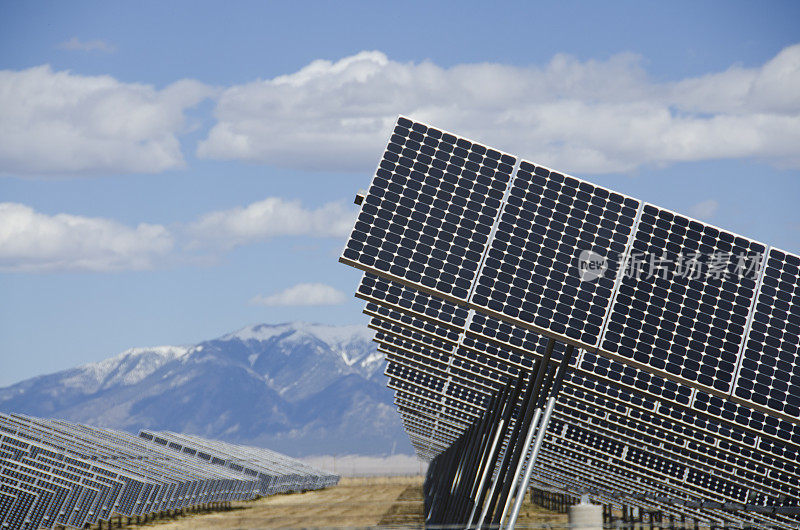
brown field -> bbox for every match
[107,476,568,528]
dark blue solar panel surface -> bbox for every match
[357,273,470,330]
[364,301,462,344]
[471,161,639,349]
[600,204,766,394]
[362,267,800,456]
[370,305,800,506]
[341,118,800,527]
[342,117,516,301]
[733,247,800,419]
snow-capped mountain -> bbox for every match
[0,322,410,456]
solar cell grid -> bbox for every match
[734,247,800,419]
[580,351,694,407]
[371,286,796,469]
[395,399,470,431]
[371,318,457,354]
[395,405,464,437]
[0,413,336,528]
[551,402,798,504]
[0,482,36,530]
[385,361,446,393]
[531,456,718,526]
[366,281,800,489]
[600,204,766,395]
[384,355,490,411]
[403,426,455,450]
[373,325,508,392]
[357,272,470,329]
[461,333,535,372]
[0,464,59,530]
[471,161,640,349]
[390,336,800,510]
[342,118,516,302]
[364,301,461,344]
[546,420,749,504]
[0,491,15,525]
[387,375,483,418]
[396,409,457,439]
[337,118,800,526]
[397,400,466,436]
[378,335,451,375]
[409,367,792,511]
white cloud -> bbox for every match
[198,45,800,174]
[57,37,115,53]
[0,65,214,176]
[250,283,346,307]
[688,199,720,220]
[0,196,354,273]
[0,203,173,272]
[187,197,356,250]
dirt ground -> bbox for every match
[115,476,568,528]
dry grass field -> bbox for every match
[106,476,568,528]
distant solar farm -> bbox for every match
[0,413,337,529]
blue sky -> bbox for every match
[1,0,799,386]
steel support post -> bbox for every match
[474,362,541,529]
[504,344,575,529]
[489,341,556,527]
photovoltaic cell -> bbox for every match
[601,204,766,394]
[580,351,694,407]
[342,118,516,301]
[357,273,470,330]
[471,161,639,349]
[733,247,800,419]
[382,320,800,504]
[364,301,462,344]
[370,317,457,354]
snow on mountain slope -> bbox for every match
[0,322,409,456]
[61,345,192,392]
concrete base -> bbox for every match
[568,503,603,530]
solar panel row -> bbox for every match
[353,269,799,526]
[359,272,800,458]
[378,317,800,523]
[0,413,337,530]
[341,116,800,425]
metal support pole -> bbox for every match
[466,382,518,528]
[475,363,541,529]
[491,342,555,527]
[504,344,575,530]
[498,360,558,526]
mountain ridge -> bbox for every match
[0,321,409,456]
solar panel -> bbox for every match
[339,117,800,527]
[342,118,516,302]
[344,117,800,420]
[599,203,766,396]
[366,276,800,502]
[471,161,640,350]
[357,272,470,329]
[733,247,800,419]
[386,318,799,499]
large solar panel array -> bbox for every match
[0,413,337,529]
[340,116,800,528]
